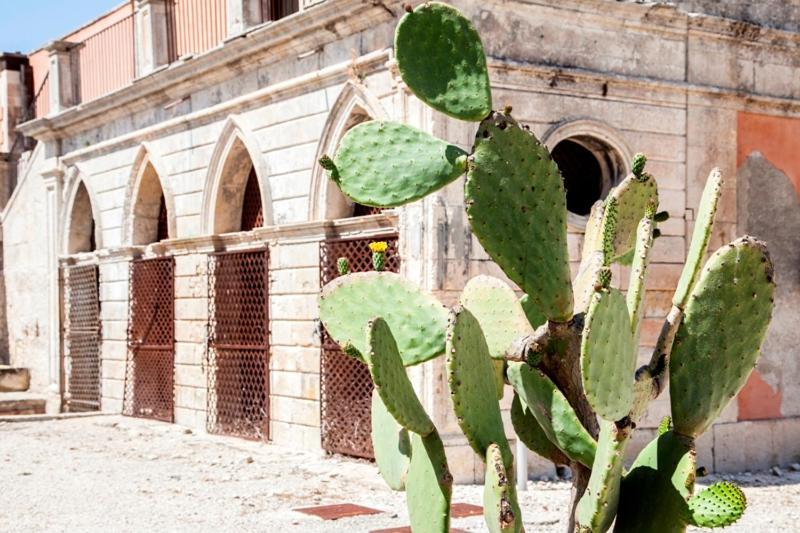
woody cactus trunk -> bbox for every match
[317,3,775,532]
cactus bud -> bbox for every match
[654,211,670,223]
[369,241,388,272]
[318,154,340,184]
[657,415,672,435]
[404,3,413,13]
[337,257,350,275]
[631,153,647,179]
[653,228,662,239]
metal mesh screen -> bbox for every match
[240,167,264,231]
[63,264,101,412]
[124,257,175,422]
[319,235,400,458]
[352,204,384,217]
[207,249,270,440]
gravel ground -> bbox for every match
[1,415,799,532]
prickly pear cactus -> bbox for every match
[317,3,776,532]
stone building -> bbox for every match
[0,0,798,481]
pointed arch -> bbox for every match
[309,81,389,221]
[122,143,177,245]
[61,167,102,255]
[201,115,273,234]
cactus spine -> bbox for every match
[317,3,775,531]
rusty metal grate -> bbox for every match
[294,503,383,520]
[123,257,175,422]
[62,264,101,412]
[240,167,264,231]
[207,249,270,440]
[319,235,399,458]
[352,204,384,217]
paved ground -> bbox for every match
[1,415,799,532]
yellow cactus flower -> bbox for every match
[369,241,388,253]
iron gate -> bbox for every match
[207,249,270,440]
[62,264,101,412]
[319,235,400,458]
[123,257,175,422]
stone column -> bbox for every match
[44,41,80,114]
[42,165,63,413]
[227,0,264,37]
[134,0,170,77]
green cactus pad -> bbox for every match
[319,272,448,365]
[446,306,512,468]
[615,431,696,533]
[576,420,629,532]
[407,430,452,533]
[330,120,467,207]
[573,250,605,314]
[507,362,596,468]
[371,392,411,491]
[460,275,534,359]
[670,236,775,437]
[626,217,655,343]
[466,112,573,321]
[395,2,492,121]
[367,318,435,436]
[519,294,546,330]
[602,173,658,264]
[484,443,523,533]
[581,287,636,421]
[510,393,565,464]
[673,168,723,308]
[581,200,606,265]
[687,482,746,528]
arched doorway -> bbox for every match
[123,148,175,422]
[62,178,102,412]
[204,119,271,440]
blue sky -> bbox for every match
[0,1,123,53]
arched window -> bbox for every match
[544,120,631,227]
[202,117,271,234]
[66,181,97,254]
[129,157,171,245]
[310,81,390,221]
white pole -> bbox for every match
[515,438,527,491]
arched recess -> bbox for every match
[542,118,632,228]
[61,168,102,255]
[201,115,273,234]
[309,81,389,221]
[123,144,177,245]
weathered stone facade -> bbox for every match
[1,0,799,481]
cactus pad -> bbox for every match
[673,168,723,308]
[602,173,658,264]
[484,443,523,533]
[319,272,448,365]
[519,294,546,330]
[466,112,573,321]
[371,392,411,491]
[367,318,435,436]
[406,430,452,533]
[626,217,655,343]
[615,431,696,533]
[581,287,636,421]
[687,482,746,528]
[446,307,512,468]
[395,2,492,121]
[330,121,467,207]
[670,236,775,437]
[507,362,596,468]
[510,393,565,464]
[576,420,629,532]
[460,275,534,359]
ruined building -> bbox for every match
[0,0,798,481]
